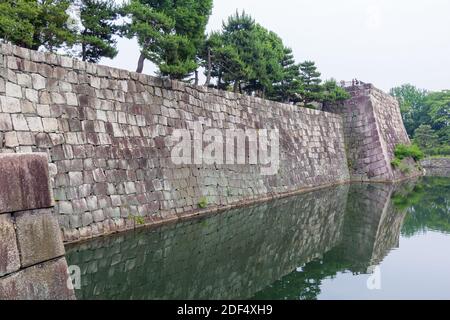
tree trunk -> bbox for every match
[234,80,239,93]
[82,42,86,62]
[136,52,145,73]
[218,70,222,89]
[205,47,212,86]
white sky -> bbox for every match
[103,0,450,92]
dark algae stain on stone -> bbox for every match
[0,153,52,214]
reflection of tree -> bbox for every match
[401,177,450,236]
[252,249,363,300]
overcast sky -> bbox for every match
[104,0,450,92]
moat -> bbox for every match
[66,177,450,300]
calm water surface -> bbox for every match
[66,177,450,300]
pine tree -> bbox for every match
[76,0,120,63]
[0,0,75,52]
[220,11,256,92]
[269,47,303,103]
[320,79,350,104]
[299,60,322,104]
[123,0,212,79]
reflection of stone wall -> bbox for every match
[335,183,407,272]
[0,153,75,300]
[253,181,413,300]
[66,180,414,300]
[66,185,349,300]
[421,158,450,177]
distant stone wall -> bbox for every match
[0,43,350,242]
[324,84,420,181]
[0,153,75,300]
[421,157,450,177]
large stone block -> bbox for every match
[15,209,65,268]
[0,214,21,277]
[0,258,76,300]
[0,153,53,214]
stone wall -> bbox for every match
[421,157,450,177]
[0,153,75,300]
[0,44,419,243]
[0,43,351,242]
[324,84,420,181]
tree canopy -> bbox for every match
[123,0,213,79]
[391,84,450,155]
[0,0,75,52]
[75,0,121,63]
[0,3,351,108]
[202,11,349,105]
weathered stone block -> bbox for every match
[5,82,22,98]
[68,171,83,186]
[17,74,32,88]
[31,74,46,90]
[42,118,58,132]
[0,96,21,113]
[0,214,20,277]
[0,114,13,131]
[26,116,43,132]
[0,258,76,300]
[15,209,65,267]
[4,132,19,147]
[0,153,53,214]
[11,114,29,131]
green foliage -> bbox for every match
[130,214,145,227]
[426,145,450,156]
[0,0,76,51]
[394,144,425,161]
[198,196,208,209]
[391,158,402,168]
[320,79,351,104]
[391,84,449,157]
[202,13,352,105]
[392,183,425,211]
[423,90,450,145]
[390,84,428,136]
[123,0,213,79]
[268,47,303,103]
[401,177,450,237]
[413,125,439,151]
[76,0,121,62]
[299,60,322,105]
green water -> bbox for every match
[65,177,450,300]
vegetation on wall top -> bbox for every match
[0,0,349,107]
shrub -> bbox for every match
[198,196,208,209]
[391,158,401,168]
[394,144,425,161]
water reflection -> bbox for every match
[65,177,449,300]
